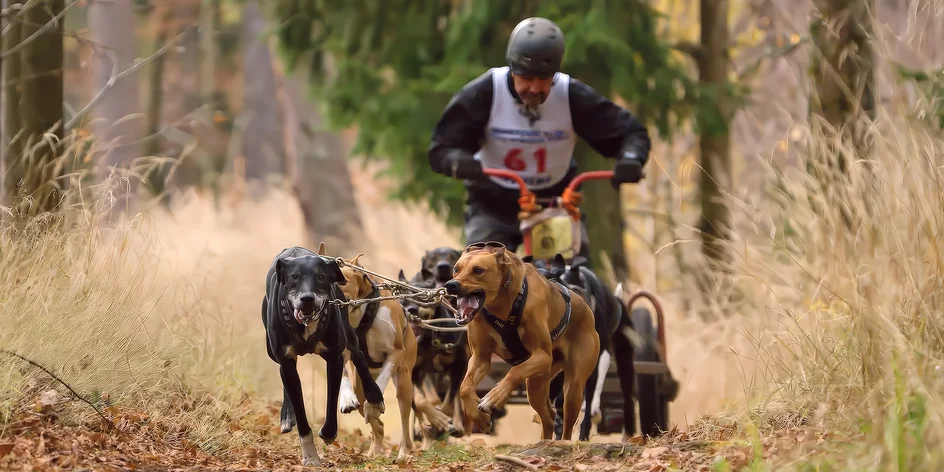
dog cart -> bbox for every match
[473,168,678,438]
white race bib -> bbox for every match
[473,66,576,190]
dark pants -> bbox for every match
[463,201,592,261]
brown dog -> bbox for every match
[333,251,419,460]
[444,241,600,440]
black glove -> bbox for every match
[443,150,486,181]
[611,151,645,188]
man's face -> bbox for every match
[512,73,554,108]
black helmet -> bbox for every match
[505,17,565,79]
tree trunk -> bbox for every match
[270,52,364,248]
[1,3,22,208]
[807,0,875,228]
[697,0,733,267]
[576,140,629,283]
[809,0,875,155]
[240,0,286,183]
[199,0,216,105]
[13,0,65,217]
[143,2,173,200]
[88,0,142,173]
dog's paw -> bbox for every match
[425,408,451,432]
[590,404,603,425]
[338,387,360,414]
[364,401,385,425]
[478,385,510,413]
[280,417,296,434]
[466,409,492,435]
[299,433,321,467]
[318,426,338,445]
[396,450,415,463]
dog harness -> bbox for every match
[481,277,573,366]
[355,284,386,369]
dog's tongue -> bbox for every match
[458,296,480,320]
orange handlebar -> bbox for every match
[481,168,618,217]
[566,170,614,191]
[481,168,531,199]
[481,169,616,195]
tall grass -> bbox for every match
[697,104,944,469]
[0,156,300,452]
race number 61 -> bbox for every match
[503,147,547,173]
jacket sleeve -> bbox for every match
[569,78,652,165]
[427,70,494,176]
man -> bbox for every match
[428,17,652,259]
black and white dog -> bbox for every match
[530,254,638,442]
[262,246,386,466]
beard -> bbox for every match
[519,90,547,107]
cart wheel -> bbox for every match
[631,307,670,438]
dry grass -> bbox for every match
[674,107,944,470]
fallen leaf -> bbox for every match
[521,456,546,466]
[641,447,668,459]
[0,442,13,458]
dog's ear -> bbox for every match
[349,253,365,267]
[551,254,567,271]
[421,250,431,267]
[421,267,434,281]
[276,258,287,282]
[571,256,589,270]
[325,258,346,285]
[398,269,407,282]
[317,242,327,256]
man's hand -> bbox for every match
[611,151,645,188]
[444,150,486,181]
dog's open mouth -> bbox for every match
[294,301,328,326]
[455,290,484,325]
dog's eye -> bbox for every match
[473,267,484,275]
[291,273,299,281]
[316,274,325,283]
[453,266,459,274]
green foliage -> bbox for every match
[270,0,698,226]
[895,64,944,130]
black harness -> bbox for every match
[355,284,386,369]
[481,277,573,366]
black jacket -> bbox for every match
[428,68,651,216]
